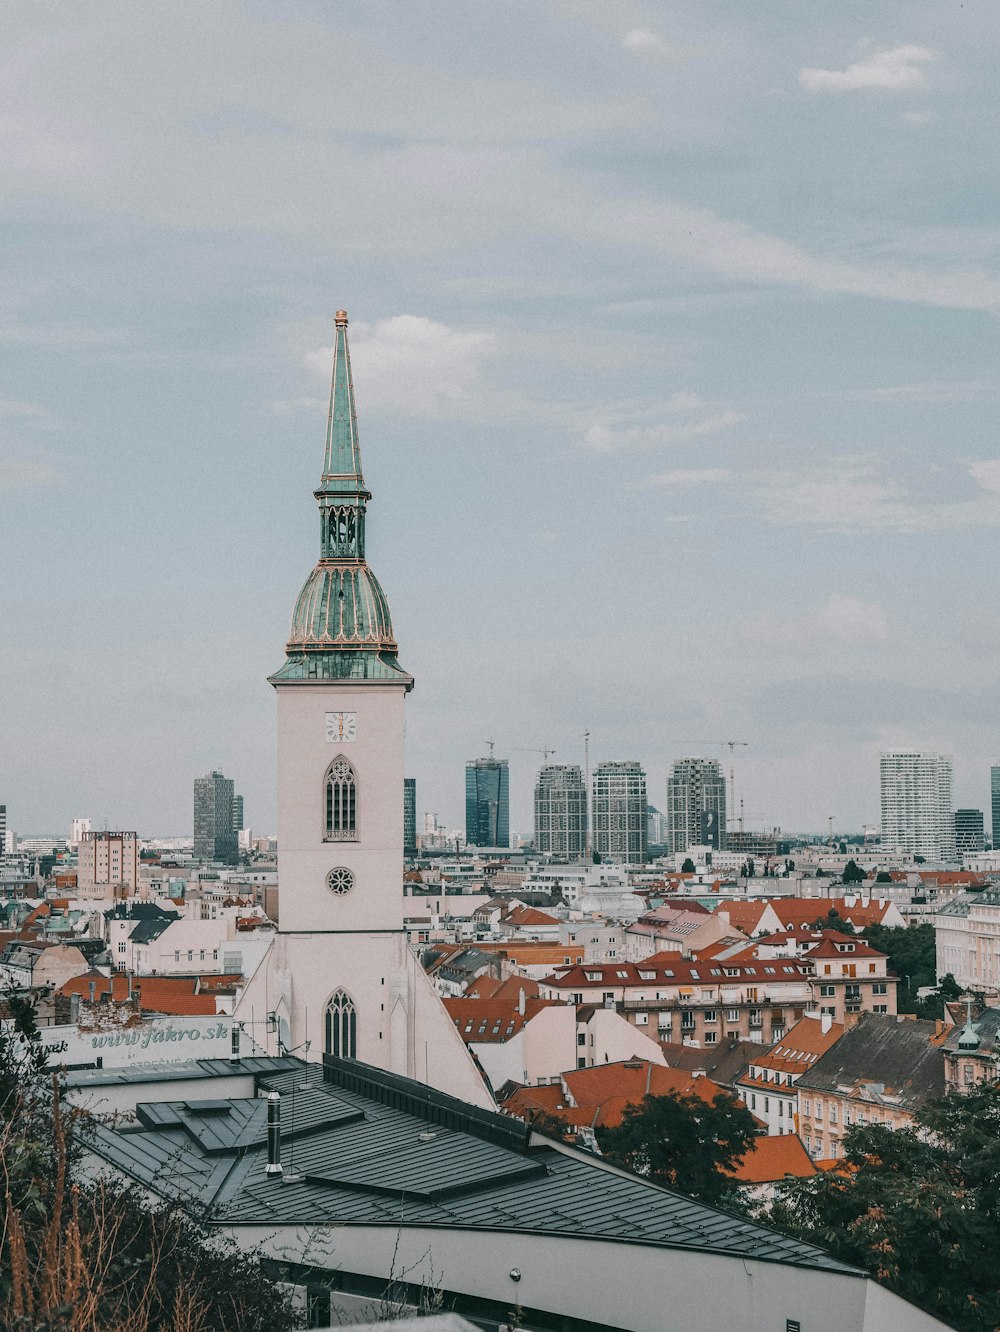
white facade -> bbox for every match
[463,1002,666,1091]
[880,752,957,862]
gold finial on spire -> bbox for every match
[335,309,349,325]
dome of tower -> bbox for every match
[287,561,398,651]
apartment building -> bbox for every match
[735,1013,844,1135]
[795,1013,945,1159]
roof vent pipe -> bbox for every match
[230,1022,241,1064]
[265,1091,282,1175]
[88,979,96,1003]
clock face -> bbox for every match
[325,711,357,743]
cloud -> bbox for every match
[757,456,1000,533]
[800,44,937,94]
[582,408,745,453]
[306,316,494,419]
[0,398,54,426]
[967,459,1000,494]
[747,593,889,649]
[0,455,60,490]
[902,110,936,126]
[635,467,733,489]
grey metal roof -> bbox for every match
[796,1012,945,1110]
[87,1056,857,1276]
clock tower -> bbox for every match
[237,311,490,1107]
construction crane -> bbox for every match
[484,738,496,759]
[512,747,557,761]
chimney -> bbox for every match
[517,987,526,1016]
[88,979,96,1003]
[821,1012,832,1034]
[230,1022,241,1064]
[265,1091,282,1175]
[127,973,134,1000]
[70,992,80,1023]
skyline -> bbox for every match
[4,2,1000,836]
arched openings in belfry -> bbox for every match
[325,756,357,841]
[325,988,357,1059]
[323,506,361,558]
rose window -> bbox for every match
[326,867,354,895]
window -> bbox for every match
[325,989,357,1059]
[325,756,357,841]
[819,984,835,997]
[635,1012,648,1025]
[964,1063,975,1086]
[726,1008,739,1023]
[578,1033,586,1046]
[326,867,354,895]
[801,1097,810,1115]
[704,1031,718,1044]
[872,982,888,995]
[118,942,126,954]
[703,1009,718,1023]
[829,1104,837,1124]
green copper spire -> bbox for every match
[270,309,412,690]
[320,309,367,497]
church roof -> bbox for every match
[87,1054,856,1275]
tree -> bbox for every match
[681,858,696,874]
[861,921,941,1013]
[0,993,295,1332]
[597,1091,758,1205]
[767,1085,1000,1331]
[874,870,892,883]
[841,859,865,885]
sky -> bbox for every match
[3,1,1000,840]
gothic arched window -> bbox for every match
[325,989,357,1059]
[325,756,357,841]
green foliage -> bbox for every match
[874,870,893,883]
[681,858,696,874]
[596,1091,758,1205]
[841,859,865,885]
[861,922,942,1014]
[767,1085,1000,1331]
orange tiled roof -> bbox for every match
[737,1016,845,1086]
[465,974,541,1003]
[502,1061,726,1131]
[727,1134,817,1184]
[444,993,558,1044]
[505,905,561,927]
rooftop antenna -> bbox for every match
[485,739,496,760]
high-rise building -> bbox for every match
[0,805,6,857]
[534,764,587,858]
[667,757,726,855]
[232,794,244,834]
[954,809,985,856]
[69,816,91,849]
[232,310,490,1106]
[403,778,417,856]
[992,765,1000,849]
[880,752,956,862]
[592,761,647,865]
[465,758,510,847]
[193,770,238,864]
[647,806,669,850]
[78,830,139,899]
